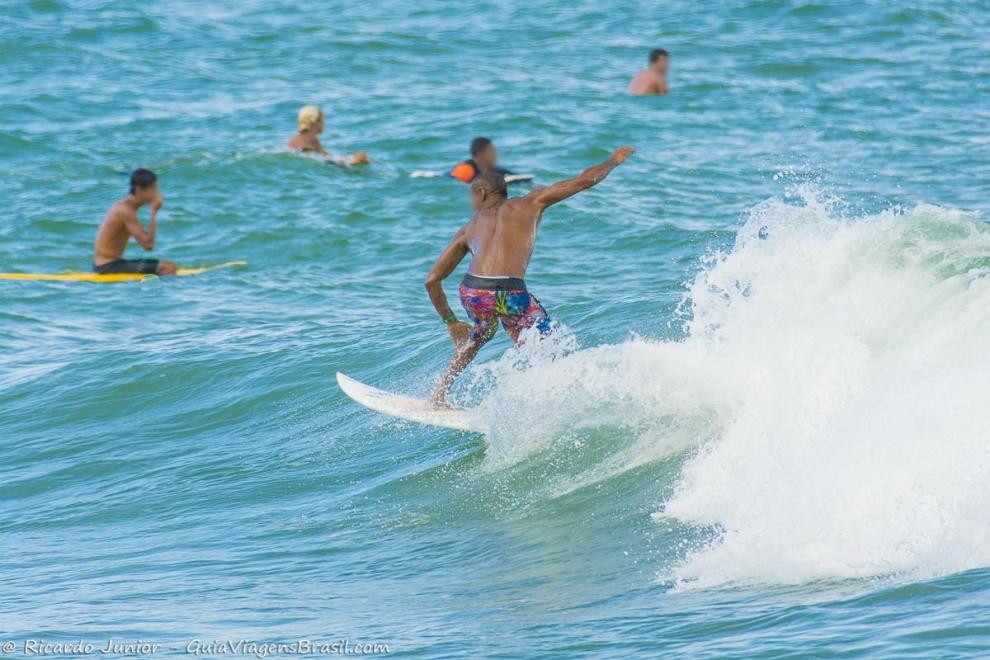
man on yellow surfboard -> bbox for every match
[93,169,178,276]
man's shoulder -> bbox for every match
[108,200,136,221]
[503,194,540,216]
[511,187,545,202]
[629,69,659,90]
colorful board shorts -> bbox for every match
[459,273,551,344]
[93,259,160,274]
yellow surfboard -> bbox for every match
[0,260,246,283]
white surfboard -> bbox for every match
[336,372,480,432]
[409,170,534,184]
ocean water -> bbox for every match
[3,0,990,656]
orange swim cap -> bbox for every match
[450,162,477,183]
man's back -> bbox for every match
[629,69,667,95]
[93,200,134,264]
[465,198,541,279]
[287,132,322,153]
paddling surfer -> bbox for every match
[449,137,515,184]
[93,168,177,275]
[287,104,371,167]
[425,146,636,407]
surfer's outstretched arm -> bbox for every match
[525,146,635,209]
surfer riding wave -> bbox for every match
[424,145,635,408]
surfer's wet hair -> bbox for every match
[471,170,507,198]
[650,48,669,63]
[129,168,157,194]
[470,136,492,157]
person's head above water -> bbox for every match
[129,168,158,204]
[297,104,324,134]
[470,136,498,170]
[470,170,507,210]
[650,48,670,76]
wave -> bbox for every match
[473,188,990,587]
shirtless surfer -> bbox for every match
[93,168,177,275]
[287,104,371,167]
[425,146,636,407]
[628,49,670,95]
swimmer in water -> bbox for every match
[93,168,177,275]
[287,104,371,167]
[425,146,636,407]
[628,48,670,95]
[450,137,516,183]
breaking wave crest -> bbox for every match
[475,190,990,586]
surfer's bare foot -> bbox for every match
[430,394,454,410]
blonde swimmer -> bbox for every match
[287,104,371,167]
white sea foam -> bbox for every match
[480,189,990,585]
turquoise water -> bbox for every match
[3,0,990,656]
